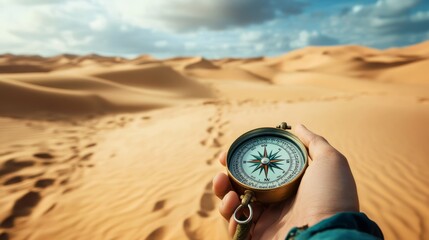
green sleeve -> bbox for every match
[285,212,384,240]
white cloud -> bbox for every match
[290,31,313,48]
[289,30,338,48]
[0,0,66,5]
[90,16,108,31]
[352,5,363,14]
[255,43,265,51]
[321,0,429,49]
[240,31,262,42]
[373,0,420,16]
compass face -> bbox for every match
[228,134,306,190]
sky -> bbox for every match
[1,0,429,58]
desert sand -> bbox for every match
[0,41,429,240]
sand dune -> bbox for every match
[0,79,113,115]
[212,57,264,67]
[0,41,429,240]
[184,66,271,83]
[0,62,214,116]
[377,59,429,85]
[183,58,219,70]
[92,64,214,98]
[0,53,129,74]
[385,41,429,57]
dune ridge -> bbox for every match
[0,41,429,240]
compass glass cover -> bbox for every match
[229,135,306,190]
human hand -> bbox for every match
[212,124,360,239]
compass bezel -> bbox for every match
[227,127,308,203]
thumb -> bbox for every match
[294,124,337,160]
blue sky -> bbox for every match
[1,0,429,58]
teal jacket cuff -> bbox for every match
[285,212,384,240]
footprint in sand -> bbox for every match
[206,126,213,133]
[145,227,165,240]
[0,159,35,177]
[3,176,25,185]
[197,182,217,217]
[183,217,201,240]
[0,232,9,240]
[200,136,222,148]
[33,153,54,159]
[152,200,166,212]
[1,191,41,228]
[0,215,14,228]
[12,191,41,217]
[183,181,219,238]
[80,153,93,161]
[34,179,55,189]
[211,138,221,148]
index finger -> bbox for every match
[218,151,227,166]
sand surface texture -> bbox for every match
[1,42,429,240]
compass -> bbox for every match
[227,122,308,204]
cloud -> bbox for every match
[240,31,263,42]
[365,0,427,34]
[373,0,421,16]
[2,3,179,56]
[99,0,307,32]
[89,16,108,31]
[289,31,338,48]
[331,0,429,47]
[1,0,66,5]
[1,0,428,58]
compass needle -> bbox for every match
[263,165,269,178]
[251,164,262,174]
[258,167,264,176]
[270,159,283,163]
[251,154,260,160]
[269,164,275,173]
[271,164,283,171]
[248,159,260,163]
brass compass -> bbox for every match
[227,122,308,204]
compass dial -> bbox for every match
[228,135,306,190]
